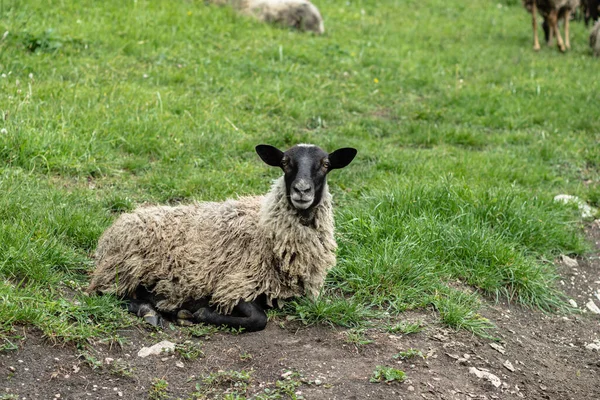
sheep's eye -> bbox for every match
[322,160,331,169]
[281,158,289,167]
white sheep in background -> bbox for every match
[209,0,325,34]
[87,144,357,331]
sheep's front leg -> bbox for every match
[193,301,268,332]
[127,299,165,327]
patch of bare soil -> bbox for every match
[2,221,600,400]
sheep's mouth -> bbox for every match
[291,198,314,210]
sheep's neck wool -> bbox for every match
[89,177,338,314]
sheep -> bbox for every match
[590,20,600,55]
[207,0,325,34]
[523,0,580,52]
[87,144,357,332]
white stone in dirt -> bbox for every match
[585,300,600,314]
[553,195,597,219]
[503,360,515,372]
[137,340,176,358]
[560,255,579,268]
[489,342,506,354]
[469,367,502,388]
[175,361,184,368]
[568,299,578,308]
[584,340,600,351]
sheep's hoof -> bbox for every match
[142,313,163,327]
[533,44,541,51]
[177,319,194,326]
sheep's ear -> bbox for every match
[256,144,284,167]
[328,148,357,170]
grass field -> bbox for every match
[0,0,599,347]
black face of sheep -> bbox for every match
[255,144,357,213]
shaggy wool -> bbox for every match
[208,0,325,34]
[87,177,337,314]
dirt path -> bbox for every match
[2,221,599,400]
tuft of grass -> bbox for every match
[175,340,204,361]
[370,366,406,384]
[344,328,374,347]
[287,295,379,328]
[149,378,169,400]
[393,349,424,360]
[192,370,252,399]
[108,358,135,378]
[386,320,424,335]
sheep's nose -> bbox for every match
[293,180,312,194]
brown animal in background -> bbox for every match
[523,0,580,52]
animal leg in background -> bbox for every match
[564,9,572,49]
[193,300,268,332]
[542,18,555,45]
[532,2,541,51]
[548,9,566,52]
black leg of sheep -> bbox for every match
[125,286,267,332]
[191,301,268,333]
[126,299,166,328]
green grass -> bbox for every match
[370,366,406,384]
[0,0,598,344]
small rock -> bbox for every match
[72,365,80,373]
[8,366,16,372]
[104,358,114,365]
[281,371,293,379]
[568,299,577,308]
[175,361,184,368]
[585,300,600,315]
[489,342,506,354]
[118,392,123,397]
[503,360,515,372]
[560,255,579,268]
[314,379,322,386]
[137,340,176,358]
[469,367,502,388]
[407,385,415,391]
[585,340,600,351]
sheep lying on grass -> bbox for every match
[523,0,580,52]
[87,144,357,332]
[209,0,325,34]
[590,20,600,55]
